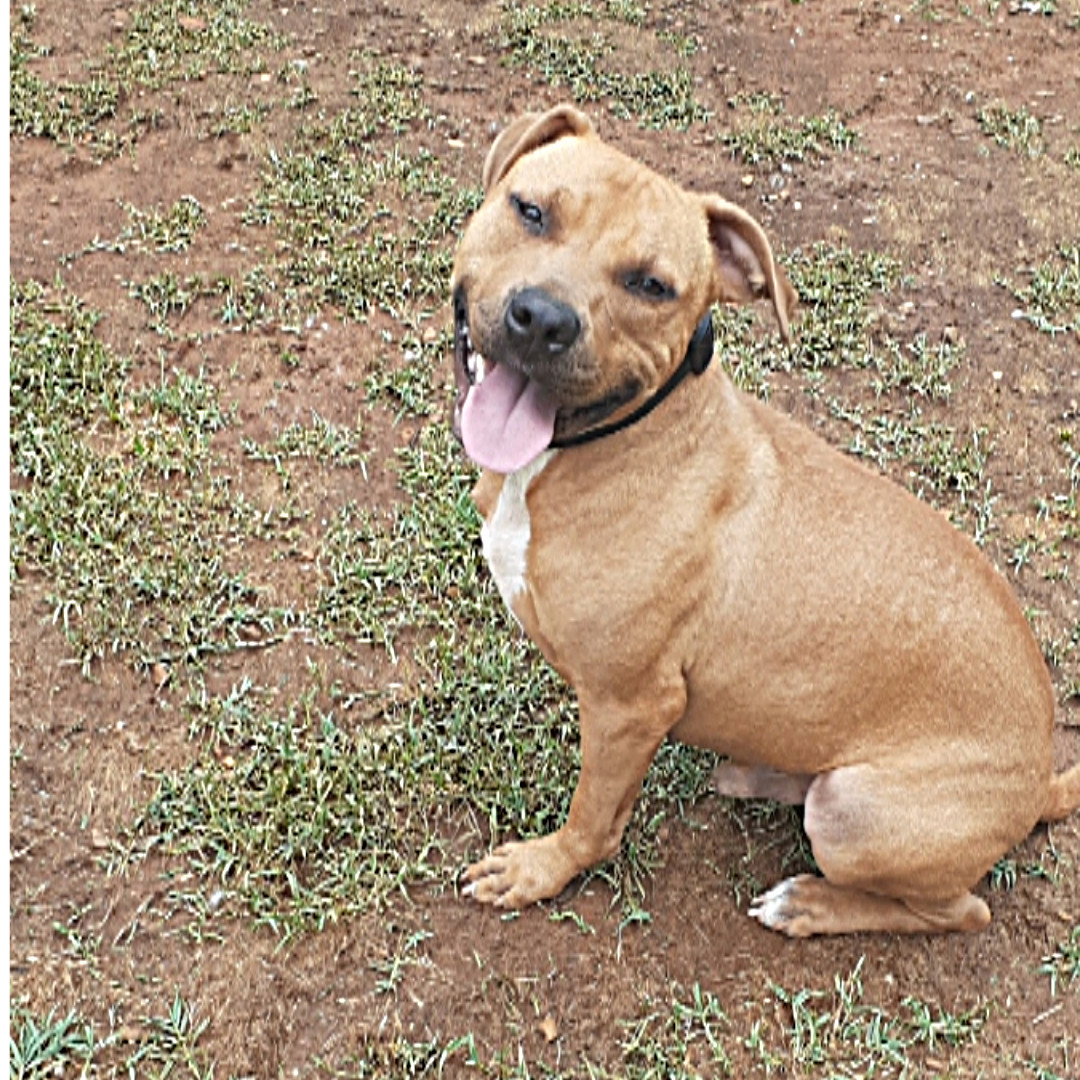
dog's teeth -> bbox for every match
[473,353,487,385]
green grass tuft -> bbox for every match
[9,1007,96,1080]
[714,242,902,393]
[118,195,208,253]
[999,241,1080,335]
[621,983,732,1077]
[719,97,860,166]
[9,994,213,1080]
[712,242,997,539]
[977,100,1044,157]
[1039,925,1080,996]
[309,959,991,1076]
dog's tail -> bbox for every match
[1042,762,1080,823]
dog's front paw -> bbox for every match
[461,835,578,910]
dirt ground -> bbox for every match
[9,1,1080,1076]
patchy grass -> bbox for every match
[717,241,902,388]
[1039,925,1080,996]
[715,243,902,395]
[107,0,285,88]
[496,1,709,129]
[711,242,999,537]
[9,994,213,1080]
[759,959,988,1074]
[977,100,1045,157]
[10,21,122,149]
[129,423,717,937]
[9,280,283,672]
[127,271,200,333]
[245,80,481,320]
[114,195,208,254]
[869,332,960,401]
[241,411,367,474]
[620,983,733,1076]
[999,241,1080,335]
[782,244,901,369]
[10,0,287,155]
[296,958,991,1076]
[364,322,454,419]
[719,95,860,166]
[8,1007,96,1080]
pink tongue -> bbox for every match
[460,363,558,474]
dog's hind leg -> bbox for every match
[749,875,990,936]
[747,761,1015,936]
[712,762,813,805]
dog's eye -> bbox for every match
[510,194,545,234]
[624,271,676,301]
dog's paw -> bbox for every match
[749,875,824,938]
[460,846,519,907]
[461,836,577,910]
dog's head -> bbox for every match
[450,104,796,474]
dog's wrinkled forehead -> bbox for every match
[486,138,711,280]
[507,138,682,218]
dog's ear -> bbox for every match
[702,195,797,345]
[482,105,596,193]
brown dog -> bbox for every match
[449,104,1080,935]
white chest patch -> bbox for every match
[481,450,555,615]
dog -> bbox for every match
[449,103,1080,935]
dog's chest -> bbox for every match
[480,451,554,615]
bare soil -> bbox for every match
[9,1,1080,1076]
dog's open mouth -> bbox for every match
[453,291,560,475]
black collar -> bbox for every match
[549,312,715,450]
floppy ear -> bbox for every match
[702,195,797,345]
[482,104,596,193]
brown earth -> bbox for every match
[9,1,1080,1077]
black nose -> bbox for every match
[505,288,581,357]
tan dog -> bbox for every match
[449,104,1080,936]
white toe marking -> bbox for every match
[749,881,793,927]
